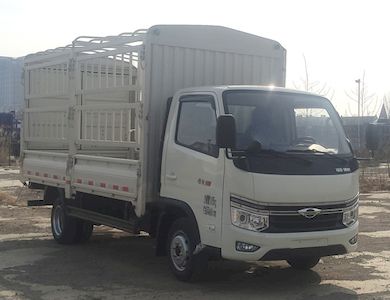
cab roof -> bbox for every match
[176,85,324,98]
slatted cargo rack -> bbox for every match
[23,30,146,150]
[22,30,147,216]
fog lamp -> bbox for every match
[349,234,358,245]
[236,241,260,252]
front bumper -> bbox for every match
[221,221,358,261]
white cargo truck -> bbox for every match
[21,25,359,281]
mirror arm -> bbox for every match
[225,149,233,160]
[224,148,246,160]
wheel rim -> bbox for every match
[170,232,190,272]
[53,205,64,237]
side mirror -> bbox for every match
[216,114,236,148]
[366,123,381,151]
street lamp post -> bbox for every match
[355,79,361,149]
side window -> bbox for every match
[176,95,218,157]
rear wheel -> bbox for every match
[51,196,79,244]
[75,221,94,243]
[51,193,93,244]
[287,256,320,270]
[167,218,208,281]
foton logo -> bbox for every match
[298,208,321,219]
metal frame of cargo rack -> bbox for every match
[23,29,148,216]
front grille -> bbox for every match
[265,213,346,233]
[230,194,358,234]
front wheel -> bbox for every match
[287,256,320,270]
[167,218,208,281]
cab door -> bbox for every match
[161,93,224,247]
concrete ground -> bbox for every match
[0,167,390,299]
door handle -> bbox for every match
[166,172,177,180]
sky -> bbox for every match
[1,0,389,116]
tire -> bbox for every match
[51,193,93,244]
[74,221,94,243]
[51,195,79,244]
[167,217,208,281]
[287,256,320,270]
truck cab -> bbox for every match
[161,86,358,276]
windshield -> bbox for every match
[223,90,351,155]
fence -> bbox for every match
[359,160,390,192]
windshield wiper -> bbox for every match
[286,149,349,163]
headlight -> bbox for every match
[231,197,269,232]
[343,205,358,227]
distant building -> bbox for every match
[0,56,24,112]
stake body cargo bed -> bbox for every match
[21,25,286,217]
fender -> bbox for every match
[153,197,200,256]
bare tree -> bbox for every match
[346,72,380,116]
[293,54,334,99]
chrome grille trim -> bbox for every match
[230,194,359,216]
[269,202,358,216]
